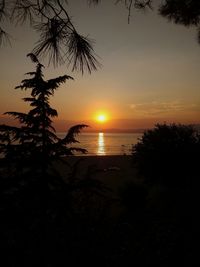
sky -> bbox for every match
[0,0,200,131]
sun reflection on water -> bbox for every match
[97,132,105,155]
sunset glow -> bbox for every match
[0,1,200,131]
[96,114,107,123]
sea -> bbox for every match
[57,132,143,156]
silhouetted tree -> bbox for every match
[0,64,115,265]
[0,53,88,181]
[132,123,200,187]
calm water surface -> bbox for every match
[57,132,142,156]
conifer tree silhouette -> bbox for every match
[0,53,88,181]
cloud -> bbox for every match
[130,104,136,109]
[129,101,200,117]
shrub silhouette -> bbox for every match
[132,123,200,188]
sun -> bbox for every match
[96,114,107,123]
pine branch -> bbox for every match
[4,111,29,123]
[67,32,101,74]
[47,74,73,91]
[0,26,11,46]
[61,124,88,145]
[0,124,20,133]
[87,0,101,5]
[27,52,40,63]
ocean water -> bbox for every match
[57,132,143,156]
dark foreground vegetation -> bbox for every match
[0,56,199,266]
[0,123,199,266]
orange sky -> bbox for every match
[0,1,200,131]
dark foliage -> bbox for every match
[0,54,118,267]
[115,123,198,266]
[159,0,200,26]
[0,0,100,73]
[119,181,147,213]
[132,123,200,187]
[159,0,200,43]
[0,53,88,179]
[0,122,196,265]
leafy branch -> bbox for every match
[0,0,100,73]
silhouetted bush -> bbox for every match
[132,123,200,188]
